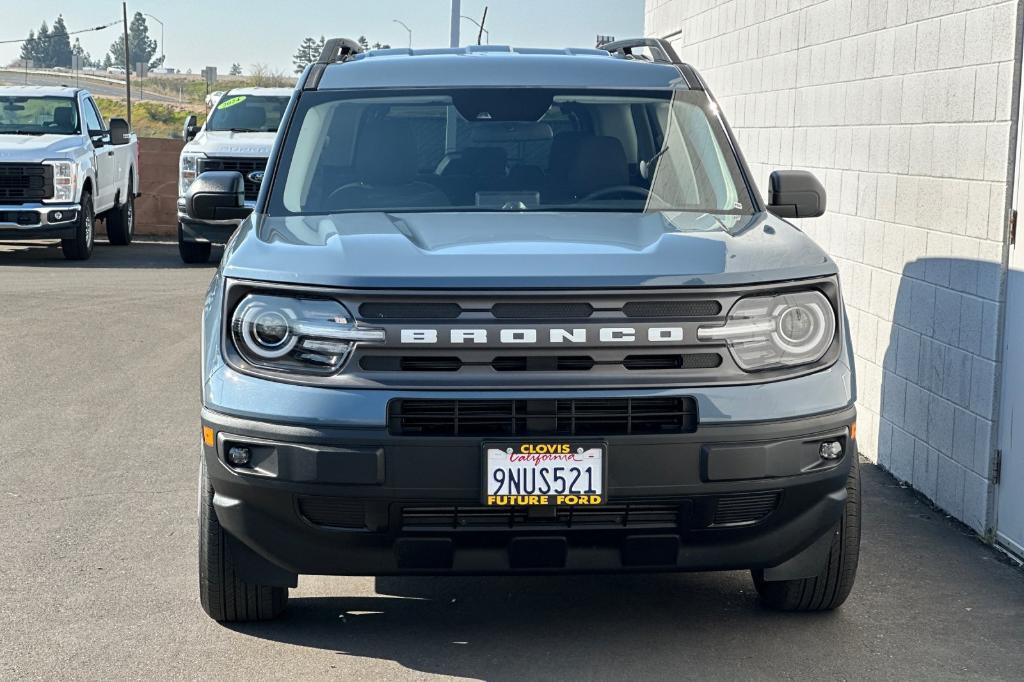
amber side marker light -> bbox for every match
[203,426,215,447]
[850,421,857,441]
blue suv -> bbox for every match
[187,38,859,622]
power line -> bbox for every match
[0,20,120,46]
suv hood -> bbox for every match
[223,211,835,289]
[0,133,81,159]
[184,129,276,157]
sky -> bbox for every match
[0,0,644,75]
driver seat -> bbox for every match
[52,107,75,130]
[566,136,630,200]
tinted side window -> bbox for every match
[82,98,104,132]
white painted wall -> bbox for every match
[646,0,1020,533]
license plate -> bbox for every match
[482,441,606,506]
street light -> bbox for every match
[460,15,489,45]
[143,13,164,65]
[392,19,412,48]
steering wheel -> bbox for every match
[326,182,372,205]
[580,185,651,202]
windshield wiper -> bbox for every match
[1,129,47,136]
[227,127,263,133]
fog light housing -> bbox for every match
[227,446,251,467]
[819,441,843,460]
[47,209,76,223]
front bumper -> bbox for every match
[202,404,856,583]
[177,197,253,244]
[0,203,79,239]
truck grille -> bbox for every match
[712,492,781,527]
[0,164,53,203]
[402,501,684,531]
[197,157,267,200]
[388,397,699,436]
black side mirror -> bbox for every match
[185,171,251,221]
[183,114,200,142]
[766,170,826,219]
[108,118,131,146]
[89,131,109,148]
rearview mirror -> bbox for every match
[766,170,826,219]
[185,171,251,222]
[108,118,131,146]
[182,114,200,142]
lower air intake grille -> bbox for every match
[297,497,366,529]
[402,502,683,531]
[712,492,781,527]
[388,397,698,437]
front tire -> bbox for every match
[198,457,287,622]
[61,191,95,260]
[106,180,135,245]
[752,456,861,611]
[178,222,212,264]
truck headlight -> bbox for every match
[697,290,836,371]
[230,294,385,374]
[179,152,205,195]
[43,159,76,203]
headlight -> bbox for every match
[43,159,76,203]
[179,152,205,195]
[231,294,385,375]
[697,290,836,371]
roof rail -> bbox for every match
[600,37,681,65]
[317,38,364,64]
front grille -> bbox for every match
[402,501,683,531]
[360,353,720,373]
[623,353,723,370]
[0,210,40,226]
[388,397,699,436]
[297,497,366,529]
[623,300,722,318]
[492,302,594,319]
[197,157,267,200]
[712,492,781,527]
[360,302,463,320]
[0,164,53,203]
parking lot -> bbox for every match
[1,241,1023,681]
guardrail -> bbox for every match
[0,67,127,86]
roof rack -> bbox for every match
[317,38,364,64]
[600,37,681,65]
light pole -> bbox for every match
[392,19,412,48]
[449,0,461,48]
[143,13,164,66]
[460,15,489,45]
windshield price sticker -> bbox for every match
[483,442,605,506]
[216,95,247,110]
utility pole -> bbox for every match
[122,1,132,126]
[449,0,461,48]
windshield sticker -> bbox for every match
[217,95,247,110]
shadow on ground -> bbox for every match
[227,464,1024,681]
[0,240,221,268]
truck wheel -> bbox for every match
[752,456,861,611]
[106,180,135,245]
[198,457,287,622]
[178,223,212,264]
[61,191,95,260]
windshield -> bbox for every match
[269,88,754,216]
[0,96,79,135]
[205,94,290,132]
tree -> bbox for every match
[101,53,113,69]
[49,15,73,68]
[292,36,324,74]
[108,12,162,70]
[19,30,37,65]
[35,22,51,66]
[356,36,390,51]
[229,63,242,76]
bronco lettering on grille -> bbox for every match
[398,328,685,344]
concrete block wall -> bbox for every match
[645,0,1020,533]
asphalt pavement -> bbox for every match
[1,241,1023,681]
[0,70,181,103]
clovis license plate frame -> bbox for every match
[481,441,607,507]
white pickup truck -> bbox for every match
[0,86,139,260]
[177,87,291,263]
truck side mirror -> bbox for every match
[185,171,251,222]
[766,170,826,219]
[183,114,200,142]
[108,118,131,146]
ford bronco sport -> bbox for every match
[188,38,860,622]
